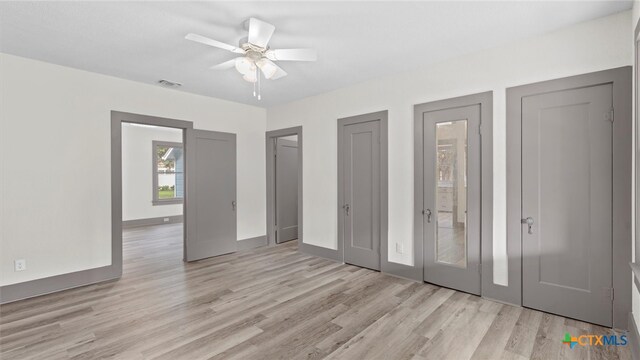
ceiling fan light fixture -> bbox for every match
[235,57,255,75]
[243,69,258,83]
[256,59,278,79]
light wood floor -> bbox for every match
[0,224,631,359]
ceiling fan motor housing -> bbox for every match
[246,49,264,61]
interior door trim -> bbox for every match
[265,126,303,247]
[337,111,388,271]
[506,67,632,329]
[634,19,640,296]
[414,92,493,292]
[112,111,193,264]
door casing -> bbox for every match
[112,111,193,269]
[506,67,632,329]
[634,20,640,297]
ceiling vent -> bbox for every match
[157,79,182,88]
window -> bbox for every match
[152,141,184,205]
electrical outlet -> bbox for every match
[395,243,403,254]
[163,217,170,222]
[14,259,26,272]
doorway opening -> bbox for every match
[266,127,303,247]
[121,122,185,268]
[113,112,239,273]
[111,111,193,279]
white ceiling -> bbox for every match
[0,1,632,107]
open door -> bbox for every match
[185,129,237,261]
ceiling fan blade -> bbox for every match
[266,49,317,62]
[210,58,238,70]
[270,66,287,80]
[185,33,244,54]
[247,18,275,48]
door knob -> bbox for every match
[232,201,237,211]
[343,204,350,216]
[521,217,534,234]
[422,209,432,223]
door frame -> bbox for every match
[506,67,632,329]
[111,111,193,268]
[266,126,303,246]
[337,111,388,270]
[414,92,493,293]
[634,20,640,297]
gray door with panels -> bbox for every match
[341,120,381,271]
[185,129,237,261]
[275,138,299,243]
[521,84,613,327]
[421,105,481,295]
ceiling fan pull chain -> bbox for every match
[258,68,262,100]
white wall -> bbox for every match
[122,123,183,221]
[0,53,267,286]
[267,11,632,286]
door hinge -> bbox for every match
[477,263,482,274]
[604,287,614,301]
[478,124,482,135]
[605,108,614,123]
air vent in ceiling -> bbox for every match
[157,79,182,88]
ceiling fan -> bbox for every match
[186,17,317,100]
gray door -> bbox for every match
[185,129,237,261]
[275,138,298,243]
[421,105,481,295]
[341,120,381,271]
[522,84,613,326]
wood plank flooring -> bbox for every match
[0,224,632,359]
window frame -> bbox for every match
[152,140,184,205]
